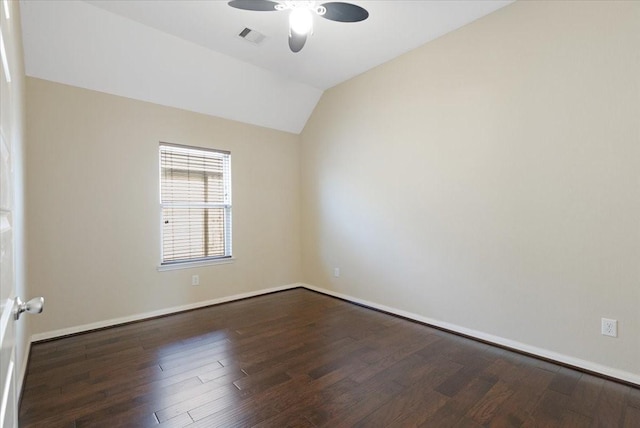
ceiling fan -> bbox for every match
[228,0,369,53]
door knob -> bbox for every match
[14,296,44,320]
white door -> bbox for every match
[1,3,19,426]
[0,133,17,427]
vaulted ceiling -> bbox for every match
[19,0,513,133]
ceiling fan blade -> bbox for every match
[321,2,369,22]
[227,0,280,12]
[289,32,307,53]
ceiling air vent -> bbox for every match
[237,27,266,45]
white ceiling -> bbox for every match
[19,0,514,133]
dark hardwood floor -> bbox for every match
[20,288,640,427]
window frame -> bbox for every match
[158,142,233,270]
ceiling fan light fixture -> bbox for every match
[289,7,313,35]
[228,0,369,52]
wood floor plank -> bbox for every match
[466,380,515,425]
[251,375,361,427]
[548,366,583,396]
[157,412,194,428]
[155,383,241,423]
[566,373,604,418]
[71,376,205,427]
[525,389,570,427]
[354,384,447,427]
[436,356,494,397]
[317,389,394,427]
[484,367,555,426]
[561,410,592,427]
[624,405,640,428]
[591,381,629,427]
[627,386,640,409]
[420,376,496,427]
[19,288,639,427]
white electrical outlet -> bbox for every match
[333,268,340,278]
[601,318,617,337]
[192,275,200,286]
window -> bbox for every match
[160,143,232,265]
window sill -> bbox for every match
[157,258,235,272]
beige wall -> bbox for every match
[301,1,640,379]
[26,78,301,334]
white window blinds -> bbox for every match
[160,143,232,264]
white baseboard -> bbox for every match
[30,283,301,342]
[300,283,640,386]
[26,281,639,386]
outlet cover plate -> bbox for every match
[601,318,617,337]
